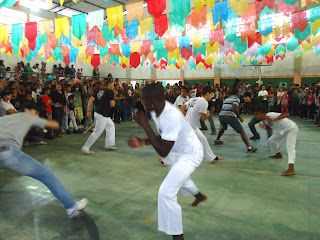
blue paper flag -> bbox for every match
[126,20,139,40]
[121,43,131,57]
[179,35,190,51]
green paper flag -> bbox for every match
[294,26,311,41]
[153,39,165,53]
[11,24,23,47]
[194,43,206,57]
[169,13,186,33]
[72,13,86,40]
[234,37,247,54]
[111,55,120,65]
[26,55,32,62]
[102,25,120,42]
[170,0,190,32]
[0,0,17,9]
[225,26,237,43]
[100,46,109,57]
[286,37,298,52]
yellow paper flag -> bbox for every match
[205,0,215,10]
[121,55,129,66]
[207,12,219,31]
[192,33,203,49]
[302,40,313,51]
[169,63,175,69]
[86,56,92,64]
[311,19,320,34]
[39,20,51,36]
[205,54,214,65]
[177,58,185,68]
[72,35,83,48]
[231,62,239,68]
[47,57,54,63]
[126,0,144,24]
[206,42,218,55]
[234,53,243,62]
[55,16,69,39]
[168,48,179,61]
[107,5,124,31]
[60,0,64,6]
[140,17,153,35]
[0,25,8,44]
[266,45,275,58]
[131,42,141,53]
[197,62,204,69]
[230,0,248,16]
[195,0,205,13]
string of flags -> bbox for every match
[1,0,320,70]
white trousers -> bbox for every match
[194,128,217,162]
[82,112,115,151]
[158,151,203,236]
[268,125,299,164]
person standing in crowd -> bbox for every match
[70,65,76,76]
[0,89,17,116]
[258,85,268,109]
[276,87,285,113]
[307,88,316,121]
[72,79,86,128]
[300,87,309,119]
[291,88,301,116]
[82,80,116,155]
[51,83,66,137]
[64,84,80,134]
[281,89,290,113]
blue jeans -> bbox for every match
[0,145,75,209]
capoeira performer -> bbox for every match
[0,102,87,218]
[128,83,207,240]
[180,86,224,163]
[215,88,257,153]
[82,80,116,154]
[256,108,299,176]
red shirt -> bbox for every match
[197,86,204,96]
[42,95,52,113]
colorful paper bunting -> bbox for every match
[55,16,69,39]
[107,6,123,31]
[72,13,86,40]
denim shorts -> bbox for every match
[219,115,244,133]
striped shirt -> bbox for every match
[219,95,240,117]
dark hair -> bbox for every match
[255,107,267,114]
[201,86,214,96]
[244,92,252,98]
[230,88,239,95]
[181,86,189,93]
[42,87,50,95]
[1,88,13,97]
[22,101,42,113]
[141,83,165,102]
[105,79,113,87]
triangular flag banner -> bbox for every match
[0,0,17,9]
[11,24,23,47]
[55,16,69,39]
[107,5,124,31]
[39,20,51,36]
[0,25,9,44]
[126,20,139,40]
[25,22,37,50]
[72,13,86,40]
[130,52,141,68]
[146,0,166,18]
[92,54,100,68]
[230,0,248,16]
[126,0,144,24]
[195,0,204,13]
[154,14,168,37]
[191,6,207,30]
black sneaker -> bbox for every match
[250,136,260,140]
[247,147,257,153]
[66,130,71,135]
[215,140,224,145]
[211,131,217,135]
[200,127,208,131]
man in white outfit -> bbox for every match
[181,86,223,163]
[128,83,207,240]
[82,80,116,155]
[256,108,299,176]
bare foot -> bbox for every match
[281,170,296,176]
[269,152,283,159]
[212,157,224,163]
[192,193,208,207]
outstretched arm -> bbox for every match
[267,113,288,123]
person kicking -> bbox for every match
[215,88,257,153]
[244,92,273,140]
[0,102,87,218]
[128,83,207,240]
[82,80,116,154]
[256,108,299,176]
[181,86,224,163]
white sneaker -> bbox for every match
[36,141,47,145]
[81,148,95,155]
[67,198,88,218]
[104,146,117,150]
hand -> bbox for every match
[207,110,210,116]
[239,117,244,123]
[266,116,274,123]
[87,111,93,119]
[259,124,267,130]
[127,135,143,148]
[211,106,215,111]
[134,111,149,128]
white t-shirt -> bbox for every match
[174,95,189,107]
[185,97,208,129]
[0,100,16,116]
[258,90,268,100]
[151,101,202,161]
[264,112,297,135]
[277,92,285,105]
[190,89,197,98]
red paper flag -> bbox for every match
[110,44,121,56]
[130,52,141,68]
[291,10,308,33]
[266,56,274,64]
[47,33,59,50]
[61,46,69,57]
[278,0,298,16]
[147,0,166,18]
[25,22,37,50]
[45,46,51,59]
[63,55,70,66]
[248,32,261,47]
[181,46,192,60]
[191,6,207,30]
[91,54,101,68]
[87,26,99,46]
[255,0,275,16]
[98,31,107,48]
[196,54,205,64]
[209,29,224,46]
[142,41,152,56]
[154,14,168,37]
[165,38,178,52]
[86,45,95,57]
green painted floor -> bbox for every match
[1,116,320,240]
